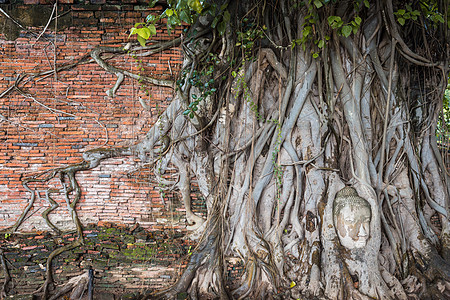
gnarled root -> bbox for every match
[404,250,450,299]
[150,211,227,300]
[34,239,83,300]
[231,233,280,299]
[48,269,91,300]
[0,248,12,299]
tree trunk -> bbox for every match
[151,1,449,298]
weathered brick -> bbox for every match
[0,3,190,249]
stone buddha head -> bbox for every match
[333,187,371,249]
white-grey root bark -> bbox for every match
[1,0,449,299]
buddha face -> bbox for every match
[333,187,371,249]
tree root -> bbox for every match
[34,239,83,300]
[150,233,224,300]
[0,248,12,299]
[48,269,91,300]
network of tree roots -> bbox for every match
[1,0,449,299]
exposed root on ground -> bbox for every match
[0,248,12,299]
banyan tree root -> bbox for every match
[1,0,450,298]
[47,269,91,300]
[34,239,83,300]
[0,248,12,299]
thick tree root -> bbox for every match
[0,248,12,299]
[34,239,83,300]
[48,269,91,300]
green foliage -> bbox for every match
[327,15,362,37]
[181,54,219,118]
[394,4,421,26]
[438,80,450,143]
[291,0,366,56]
[395,2,446,27]
[211,3,231,36]
[235,19,265,60]
[130,0,232,46]
[129,0,203,46]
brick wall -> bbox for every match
[0,1,201,234]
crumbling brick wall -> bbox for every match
[0,1,198,233]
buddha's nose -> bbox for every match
[358,224,368,237]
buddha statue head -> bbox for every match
[333,187,371,249]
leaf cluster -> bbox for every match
[181,54,219,118]
[394,4,421,26]
[129,0,232,46]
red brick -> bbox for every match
[0,3,187,238]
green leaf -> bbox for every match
[137,35,146,47]
[188,0,203,14]
[398,17,405,26]
[211,16,219,28]
[231,71,237,77]
[364,0,370,8]
[183,109,190,116]
[355,16,362,25]
[166,9,174,16]
[303,26,311,37]
[313,53,319,58]
[341,25,352,37]
[327,16,336,25]
[217,21,226,36]
[328,16,342,29]
[397,9,406,16]
[313,0,323,8]
[136,27,151,39]
[179,10,191,24]
[148,24,157,36]
[436,15,445,23]
[129,27,137,37]
[146,14,156,22]
[223,10,231,23]
[318,39,325,48]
